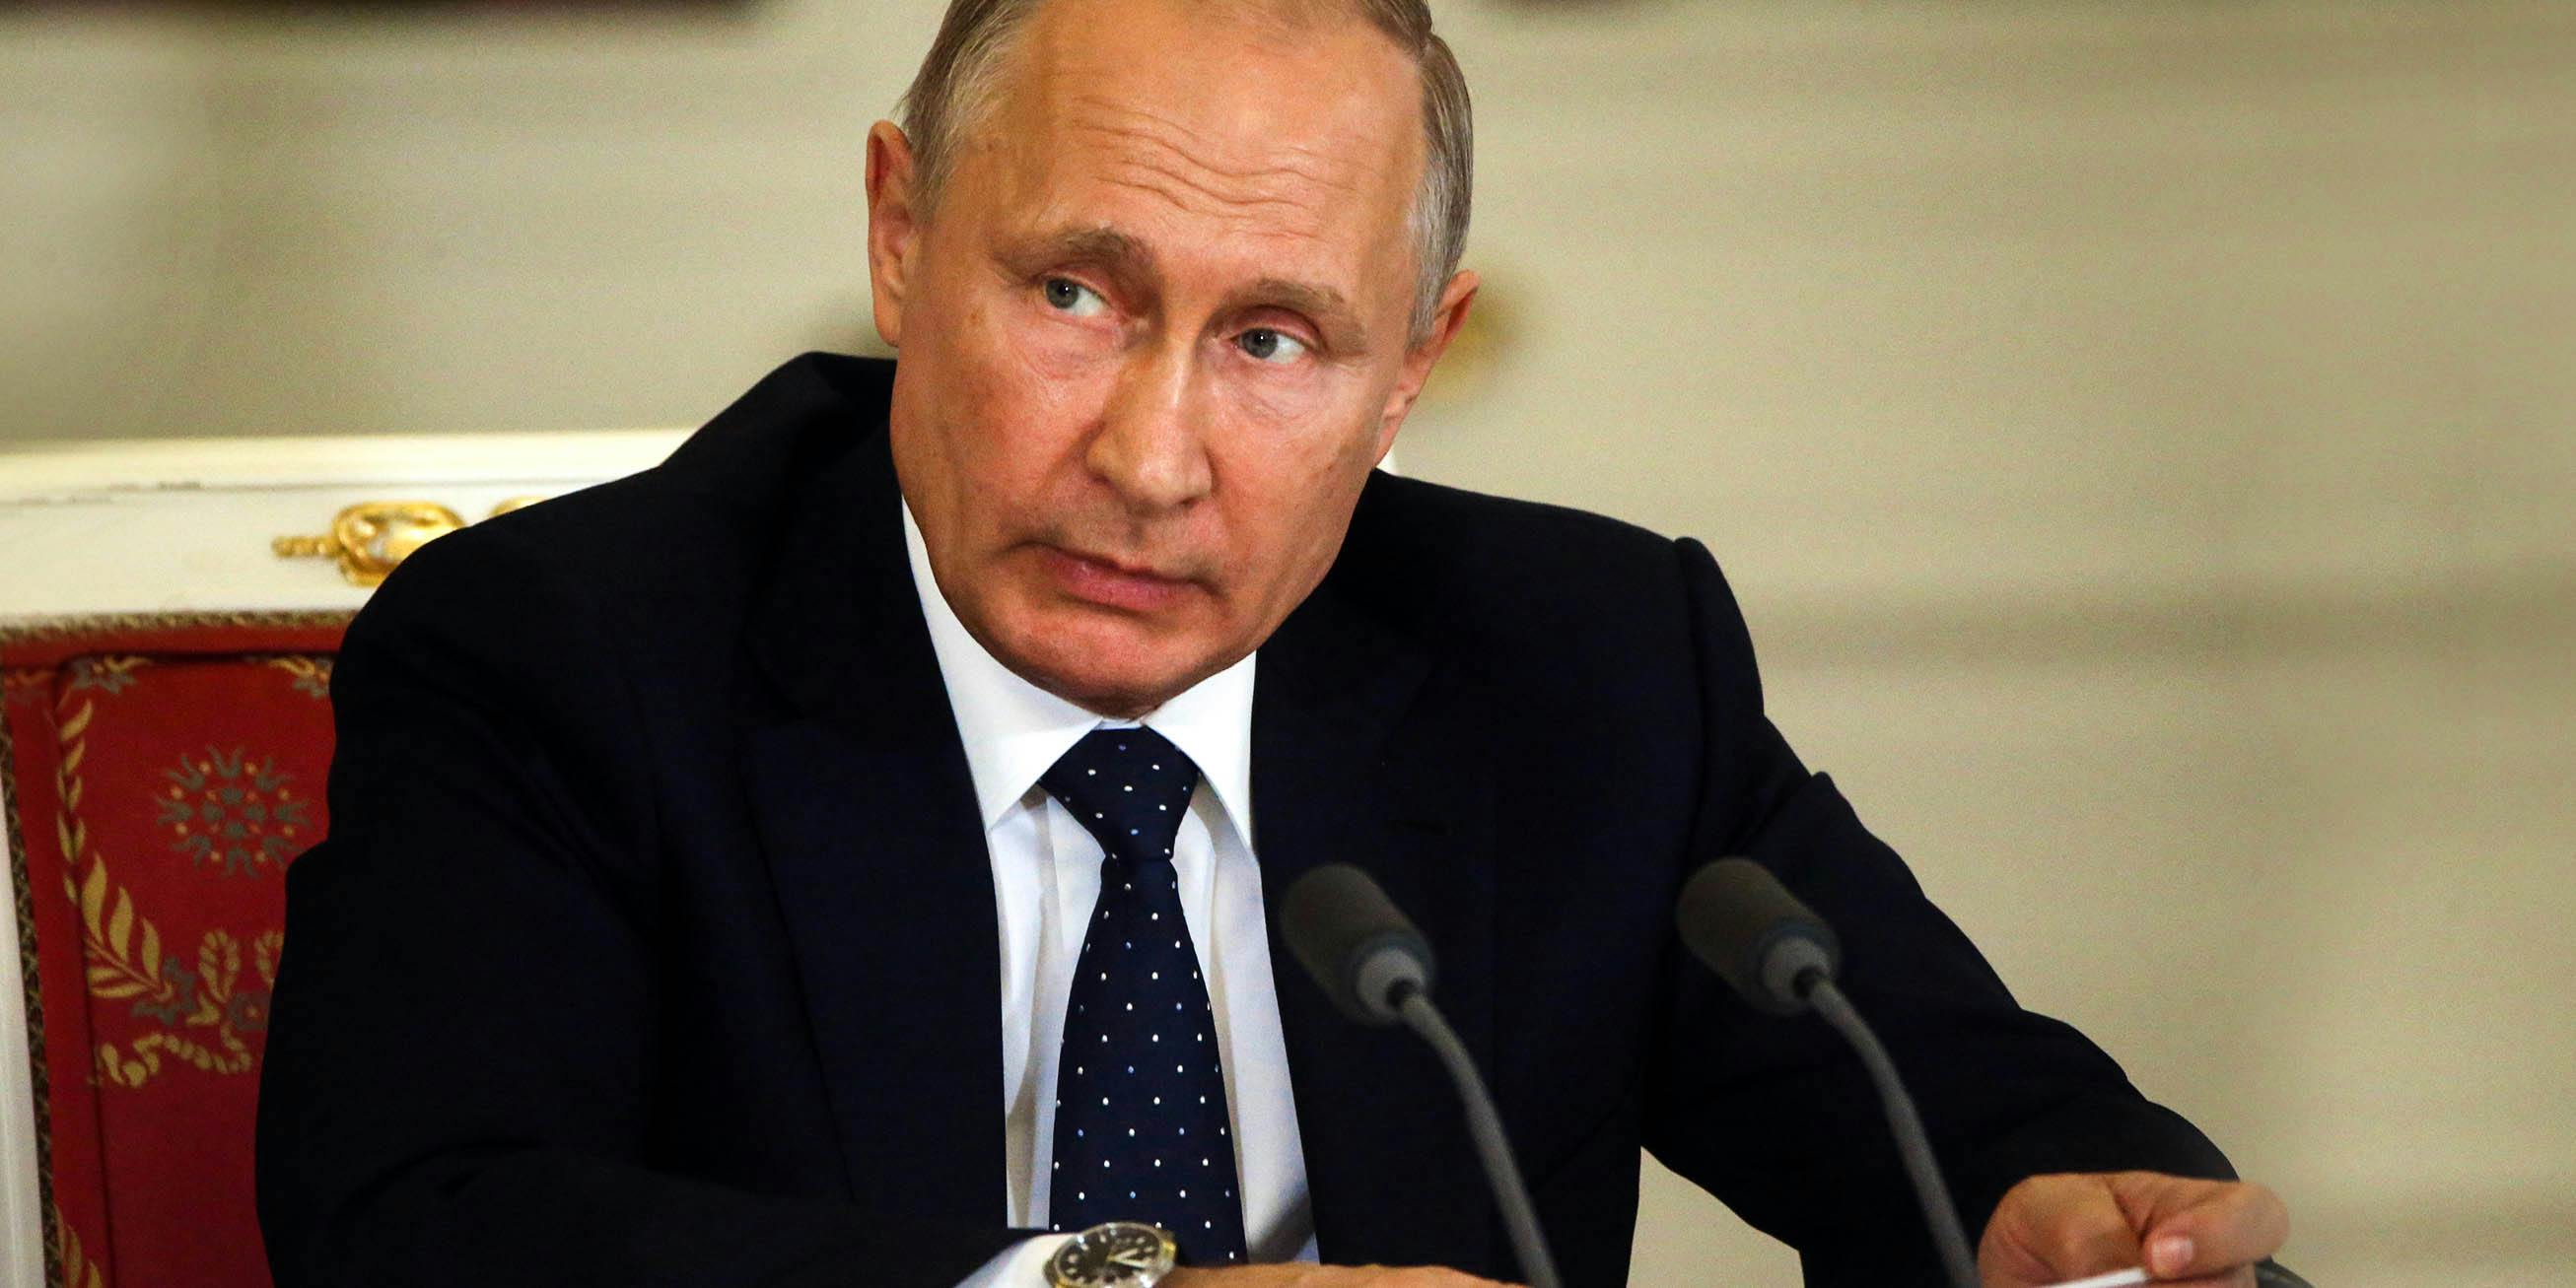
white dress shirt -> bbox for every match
[902,506,1319,1286]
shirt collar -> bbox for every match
[902,501,1257,842]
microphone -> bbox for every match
[1280,864,1562,1288]
[1675,858,1979,1288]
[1279,860,1434,1025]
[1675,854,1840,1014]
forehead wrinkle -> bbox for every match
[1060,109,1366,237]
[1081,137,1341,229]
[1099,169,1325,239]
[1069,94,1358,192]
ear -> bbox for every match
[865,120,923,349]
[1373,269,1481,458]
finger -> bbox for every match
[2113,1178,2288,1278]
[1986,1173,2145,1279]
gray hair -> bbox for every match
[897,0,1473,345]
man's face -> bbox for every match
[865,0,1476,716]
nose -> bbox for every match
[1085,340,1214,515]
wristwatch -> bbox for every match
[1045,1221,1179,1288]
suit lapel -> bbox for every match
[739,432,1006,1225]
[1253,565,1503,1272]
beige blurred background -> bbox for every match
[5,0,2573,1284]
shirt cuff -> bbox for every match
[954,1233,1076,1288]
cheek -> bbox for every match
[967,274,1125,398]
[984,297,1130,438]
[1216,378,1387,514]
[930,307,1109,525]
[1017,309,1123,387]
[1211,431,1376,594]
[1212,347,1358,433]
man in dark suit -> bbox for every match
[256,1,2289,1285]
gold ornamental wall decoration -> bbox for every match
[271,498,548,587]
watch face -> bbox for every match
[1051,1222,1177,1288]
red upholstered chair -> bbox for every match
[3,615,350,1288]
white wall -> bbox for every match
[5,2,2574,1284]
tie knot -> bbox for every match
[1040,727,1200,869]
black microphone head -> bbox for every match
[1676,857,1841,1014]
[1280,863,1435,1026]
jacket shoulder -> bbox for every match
[365,352,894,639]
[1339,470,1693,643]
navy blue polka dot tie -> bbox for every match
[1040,728,1250,1266]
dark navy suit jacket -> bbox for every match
[256,354,2231,1288]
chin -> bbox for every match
[993,602,1216,717]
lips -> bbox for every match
[1039,545,1195,612]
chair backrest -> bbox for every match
[3,617,348,1288]
[1,427,683,1288]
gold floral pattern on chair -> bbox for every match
[51,666,313,1080]
[54,697,97,861]
[154,746,309,876]
[263,655,332,700]
[54,683,295,1089]
[63,655,147,697]
[67,854,278,1087]
[55,1204,108,1288]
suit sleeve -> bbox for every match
[1639,537,2235,1286]
[254,523,1022,1288]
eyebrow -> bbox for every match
[1228,277,1369,356]
[997,226,1160,297]
[997,224,1373,355]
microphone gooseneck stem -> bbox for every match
[1803,975,1979,1288]
[1393,985,1563,1288]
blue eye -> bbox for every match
[1043,278,1107,317]
[1238,328,1308,365]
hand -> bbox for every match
[1979,1171,2289,1287]
[1162,1265,1518,1288]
